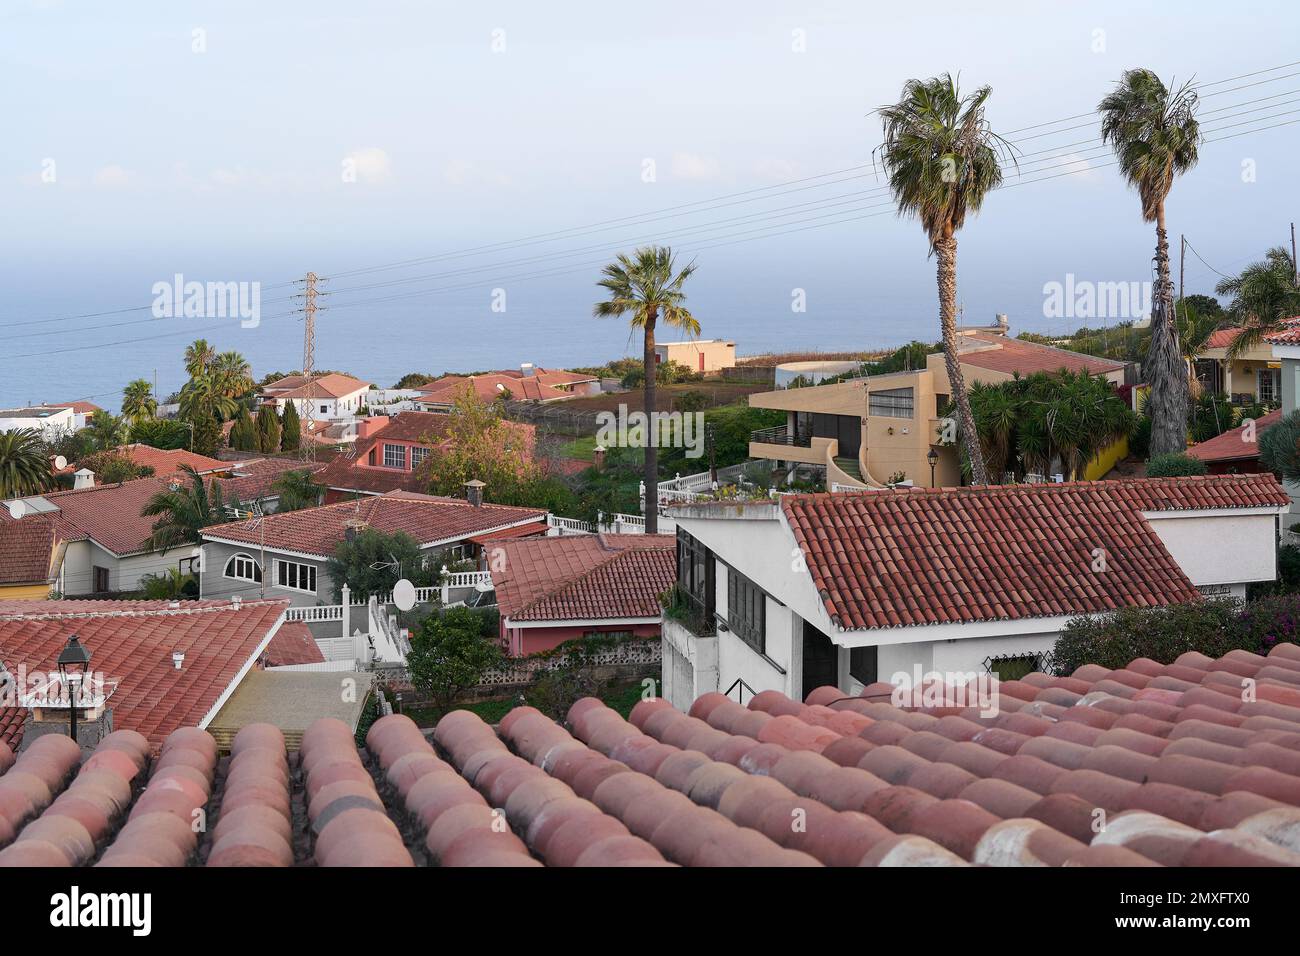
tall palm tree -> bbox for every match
[178,374,237,424]
[0,428,52,498]
[1099,68,1201,455]
[141,464,240,553]
[212,351,254,401]
[593,246,699,533]
[84,410,127,451]
[876,74,1013,485]
[121,379,157,425]
[184,339,216,379]
[1219,246,1300,356]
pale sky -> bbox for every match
[1,0,1297,405]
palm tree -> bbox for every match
[141,464,240,553]
[1219,246,1300,356]
[876,74,1013,485]
[0,428,52,498]
[1099,68,1201,455]
[593,246,699,533]
[121,379,157,425]
[184,339,216,379]
[271,469,322,512]
[84,410,127,452]
[178,374,237,424]
[212,351,254,401]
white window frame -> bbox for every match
[383,443,408,469]
[223,552,262,583]
[410,445,430,468]
[275,559,318,594]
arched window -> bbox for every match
[224,553,262,583]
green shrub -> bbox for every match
[1130,416,1152,458]
[1146,452,1207,477]
[1235,593,1300,653]
[1045,601,1254,676]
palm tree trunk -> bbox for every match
[1147,206,1188,456]
[936,235,990,484]
[643,316,658,534]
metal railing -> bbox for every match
[725,677,759,704]
[750,425,811,447]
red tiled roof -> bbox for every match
[1206,327,1245,350]
[1187,410,1283,463]
[116,443,228,476]
[416,374,567,405]
[314,412,451,495]
[961,333,1126,377]
[466,521,548,545]
[262,620,325,667]
[0,598,290,750]
[779,475,1289,631]
[216,458,328,503]
[202,491,547,557]
[1264,317,1300,345]
[490,534,676,621]
[262,373,371,400]
[45,400,102,415]
[511,547,676,622]
[0,514,60,586]
[41,477,171,557]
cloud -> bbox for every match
[1054,153,1097,182]
[92,164,131,188]
[344,147,393,184]
[671,151,724,181]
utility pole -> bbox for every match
[1291,222,1297,283]
[294,272,323,462]
[1179,234,1185,308]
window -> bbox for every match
[319,404,329,415]
[368,448,376,466]
[93,566,110,593]
[1259,368,1280,405]
[869,387,914,418]
[677,530,710,608]
[382,443,407,469]
[276,560,317,594]
[727,567,766,654]
[410,445,430,468]
[584,629,633,641]
[224,553,262,583]
[850,645,878,686]
[984,653,1043,682]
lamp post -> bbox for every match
[56,634,92,743]
[927,447,940,488]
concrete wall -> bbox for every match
[1144,511,1278,588]
[61,540,190,595]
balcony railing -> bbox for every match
[750,425,811,447]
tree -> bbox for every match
[139,566,197,600]
[1146,452,1207,477]
[1183,293,1223,318]
[128,417,191,451]
[1218,246,1300,355]
[212,351,254,402]
[1259,411,1300,482]
[0,428,52,498]
[1099,68,1201,456]
[270,468,321,512]
[255,404,281,453]
[121,379,157,425]
[325,528,439,602]
[593,246,699,532]
[189,410,222,457]
[83,410,127,452]
[229,406,256,451]
[179,375,237,427]
[406,607,503,715]
[876,74,1013,485]
[420,385,540,498]
[141,464,241,553]
[394,372,434,389]
[78,451,154,484]
[280,401,301,451]
[184,339,216,379]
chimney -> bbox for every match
[73,468,95,490]
[356,415,389,440]
[465,479,485,507]
[172,651,185,670]
[520,363,536,377]
[592,445,607,470]
[995,313,1010,334]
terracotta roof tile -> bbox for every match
[960,332,1127,376]
[0,514,60,586]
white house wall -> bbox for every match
[60,541,187,595]
[1142,511,1278,588]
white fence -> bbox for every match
[476,639,662,687]
[547,514,595,535]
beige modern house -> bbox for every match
[654,339,736,373]
[1193,327,1281,406]
[748,328,1129,489]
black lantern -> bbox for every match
[927,447,940,488]
[56,634,92,742]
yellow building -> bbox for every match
[1193,327,1281,406]
[748,330,1129,488]
[654,339,736,373]
[0,513,64,600]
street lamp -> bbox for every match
[56,634,92,743]
[927,447,940,488]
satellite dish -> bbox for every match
[392,578,417,612]
[54,456,68,471]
